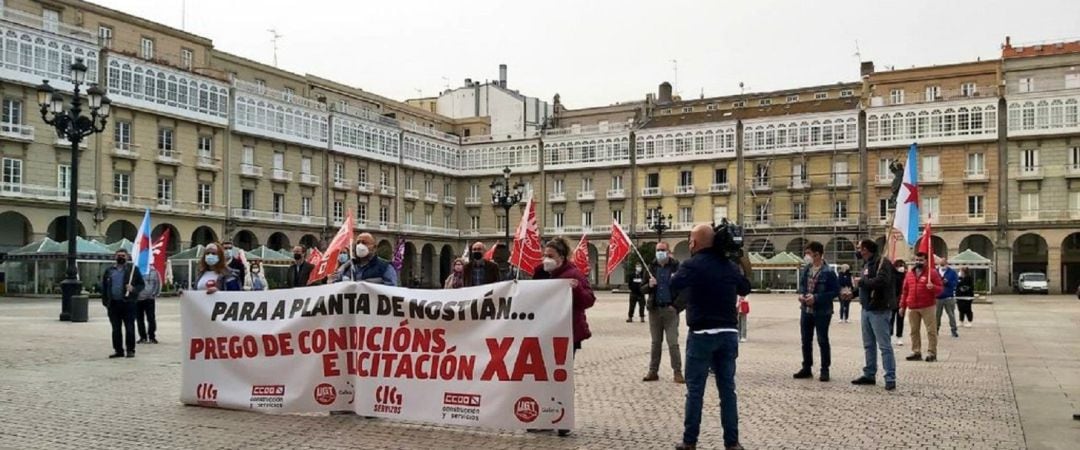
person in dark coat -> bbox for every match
[626,263,646,323]
[793,241,839,382]
[287,245,314,288]
[463,241,500,286]
[101,249,145,358]
[222,241,247,286]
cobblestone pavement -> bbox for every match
[1,292,1077,450]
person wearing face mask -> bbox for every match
[794,242,839,382]
[101,249,145,358]
[463,241,501,286]
[249,261,268,291]
[851,240,899,391]
[532,237,595,437]
[955,267,975,327]
[286,245,315,288]
[935,257,960,338]
[899,252,944,363]
[837,264,854,323]
[642,241,684,384]
[444,258,466,289]
[196,242,241,293]
[342,233,399,286]
[890,259,907,346]
[330,250,354,283]
[221,241,247,287]
[135,265,161,344]
[626,263,646,323]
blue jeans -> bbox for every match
[683,332,739,447]
[861,309,896,383]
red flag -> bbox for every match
[308,210,354,284]
[606,220,633,279]
[483,241,497,261]
[150,228,170,278]
[306,247,323,267]
[919,216,934,269]
[572,234,590,276]
[509,196,542,276]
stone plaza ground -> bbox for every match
[1,291,1078,450]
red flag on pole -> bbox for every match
[150,228,170,278]
[308,210,354,284]
[918,215,934,269]
[572,233,590,276]
[509,195,543,276]
[606,221,633,279]
[483,241,497,261]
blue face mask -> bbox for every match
[338,253,349,264]
[655,251,668,262]
[205,254,219,266]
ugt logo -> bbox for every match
[196,383,218,406]
[373,385,403,414]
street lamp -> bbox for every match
[37,58,111,322]
[490,166,525,271]
[647,205,672,243]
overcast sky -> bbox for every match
[91,0,1080,109]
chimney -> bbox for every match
[860,61,875,77]
[464,78,472,87]
[499,64,507,88]
[658,81,673,104]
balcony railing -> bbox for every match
[606,188,626,200]
[233,79,327,111]
[240,164,263,178]
[1065,163,1080,178]
[357,181,373,193]
[919,171,942,184]
[1009,210,1076,222]
[1017,165,1042,179]
[377,221,399,232]
[673,222,694,231]
[156,149,182,165]
[964,169,989,181]
[870,85,996,106]
[543,225,612,235]
[465,196,482,206]
[0,123,34,141]
[0,182,95,204]
[709,183,731,194]
[112,143,139,159]
[332,178,351,190]
[576,190,596,201]
[675,185,695,196]
[828,176,852,188]
[543,121,632,137]
[424,192,440,203]
[752,180,772,191]
[641,187,661,198]
[196,155,220,170]
[271,168,293,182]
[300,173,320,186]
[400,224,461,237]
[403,189,420,200]
[54,137,87,149]
[231,208,326,225]
[443,195,457,205]
[876,174,895,186]
[379,185,396,196]
[788,179,811,190]
[548,192,567,203]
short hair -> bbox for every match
[544,237,571,259]
[115,248,129,255]
[805,241,824,255]
[859,239,878,254]
[894,259,906,268]
[222,241,234,246]
[915,252,928,258]
[655,241,670,250]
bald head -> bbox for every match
[690,224,714,254]
[357,233,375,246]
[471,241,486,253]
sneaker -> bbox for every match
[819,371,830,382]
[642,373,659,382]
[640,317,645,323]
[964,322,972,328]
[739,338,747,343]
[793,369,813,379]
[952,331,959,338]
[675,443,696,450]
[725,445,745,450]
[557,429,571,437]
[125,351,135,358]
[851,376,876,385]
[925,354,937,362]
[108,352,124,358]
[136,339,148,344]
[905,353,923,361]
[885,382,896,391]
[149,338,159,344]
[626,318,633,323]
[896,338,904,347]
[673,372,685,384]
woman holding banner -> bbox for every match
[196,243,242,294]
[444,258,466,289]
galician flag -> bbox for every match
[893,143,921,247]
[130,208,153,275]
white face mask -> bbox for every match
[355,244,370,259]
[804,255,813,265]
[542,257,558,272]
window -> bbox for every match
[713,168,728,184]
[425,179,434,194]
[444,181,453,196]
[113,172,130,202]
[404,175,414,191]
[1069,147,1080,169]
[357,203,368,223]
[42,9,59,33]
[181,48,193,70]
[157,178,173,206]
[379,206,390,225]
[296,197,310,217]
[706,104,717,111]
[470,215,480,230]
[967,195,984,218]
[1020,192,1039,216]
[732,101,744,108]
[1067,73,1080,89]
[754,203,770,224]
[334,163,345,183]
[469,183,479,199]
[679,170,693,187]
[682,107,692,113]
[581,177,593,192]
[661,109,671,115]
[791,163,805,185]
[878,198,896,221]
[380,171,390,188]
[424,211,433,227]
[678,207,692,224]
[646,173,660,188]
[98,26,113,48]
[967,153,985,176]
[2,158,22,191]
[553,179,564,193]
[890,89,904,105]
[283,87,295,99]
[57,165,70,196]
[241,190,254,210]
[358,167,368,184]
[114,121,132,149]
[834,200,848,221]
[878,158,894,182]
[612,209,623,224]
[157,128,174,152]
[333,201,344,223]
[273,153,284,171]
[273,194,285,215]
[712,206,728,223]
[611,175,623,190]
[242,146,254,165]
[195,183,211,208]
[1018,77,1034,93]
[198,136,213,160]
[921,155,941,181]
[2,98,22,126]
[1021,149,1039,172]
[792,202,806,222]
[301,157,312,175]
[961,83,977,97]
[759,99,771,106]
[754,163,770,186]
[925,85,941,101]
[582,211,593,228]
[921,196,940,220]
[833,160,849,185]
[141,37,154,59]
[255,78,267,91]
[815,92,828,100]
[786,95,799,103]
[554,212,565,228]
[839,90,853,98]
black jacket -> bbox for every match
[670,252,751,331]
[626,268,645,296]
[858,255,897,311]
[101,263,145,304]
[463,260,501,287]
[287,262,314,288]
[228,257,247,286]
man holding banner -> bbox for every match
[342,233,398,286]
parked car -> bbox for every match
[1015,272,1049,295]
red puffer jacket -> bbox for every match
[533,262,595,345]
[900,268,943,310]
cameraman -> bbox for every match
[672,224,751,450]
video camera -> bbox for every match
[710,218,745,262]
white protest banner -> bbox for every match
[180,280,575,430]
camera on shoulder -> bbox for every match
[710,218,745,262]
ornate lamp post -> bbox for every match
[36,58,112,321]
[490,166,525,246]
[647,205,672,243]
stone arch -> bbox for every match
[959,234,995,261]
[300,234,320,250]
[233,229,258,251]
[421,243,436,288]
[914,235,949,258]
[402,242,417,287]
[786,237,810,255]
[267,232,291,251]
[825,237,857,268]
[105,220,137,243]
[46,216,86,242]
[376,240,393,260]
[152,223,181,253]
[1062,233,1080,294]
[439,244,456,284]
[1012,233,1048,281]
[191,226,218,247]
[748,238,775,258]
[0,211,32,252]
